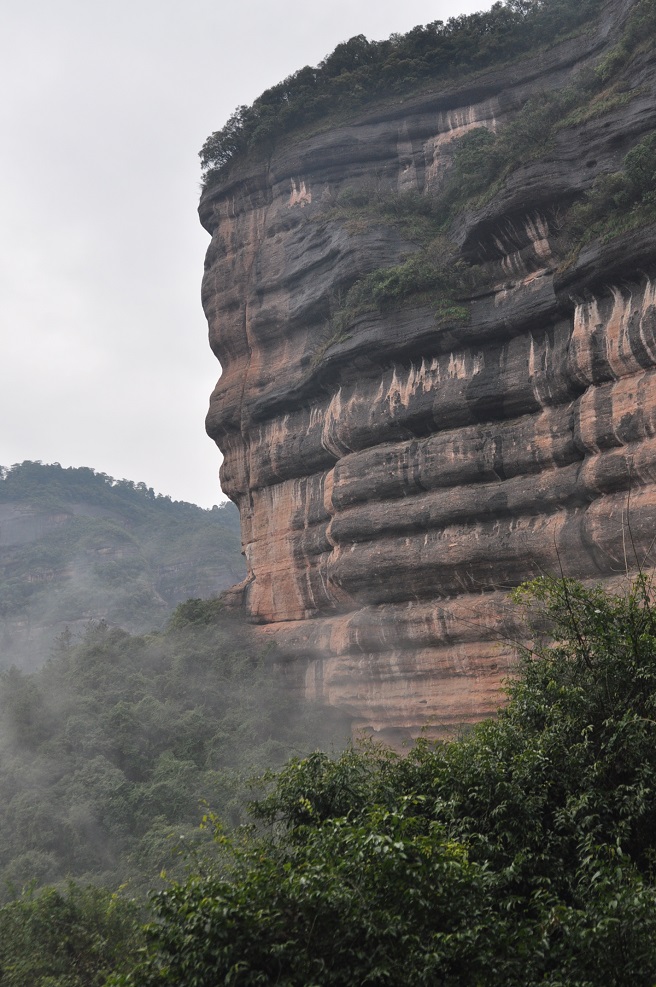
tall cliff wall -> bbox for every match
[200,0,656,741]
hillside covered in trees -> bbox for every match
[0,462,245,669]
[0,598,350,901]
[2,577,656,986]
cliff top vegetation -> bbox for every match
[199,0,599,187]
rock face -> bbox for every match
[200,0,656,741]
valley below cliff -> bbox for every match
[200,0,656,741]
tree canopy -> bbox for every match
[114,575,656,986]
[0,883,143,987]
[0,602,349,901]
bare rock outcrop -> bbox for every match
[200,0,656,741]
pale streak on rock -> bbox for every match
[423,101,499,193]
[289,178,312,208]
[397,121,418,193]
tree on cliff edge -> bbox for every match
[112,576,656,986]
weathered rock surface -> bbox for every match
[200,0,656,741]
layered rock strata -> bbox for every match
[200,0,656,740]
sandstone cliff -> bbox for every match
[200,0,656,741]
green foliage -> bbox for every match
[198,106,250,173]
[0,462,181,513]
[375,190,448,244]
[200,0,599,186]
[596,0,656,82]
[557,86,635,128]
[327,238,475,343]
[446,127,502,203]
[325,187,449,245]
[438,113,656,268]
[0,609,349,902]
[165,597,225,630]
[424,3,654,232]
[624,130,656,204]
[326,62,644,315]
[435,84,588,225]
[117,577,656,986]
[0,462,244,669]
[565,129,656,247]
[310,191,474,355]
[116,810,492,987]
[0,882,143,987]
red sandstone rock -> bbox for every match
[199,0,656,740]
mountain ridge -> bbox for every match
[0,461,245,669]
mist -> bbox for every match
[0,602,350,898]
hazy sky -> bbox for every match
[1,0,492,507]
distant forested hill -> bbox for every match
[0,462,245,669]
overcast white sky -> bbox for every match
[1,0,492,507]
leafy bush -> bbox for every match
[565,129,656,246]
[596,0,656,82]
[447,127,502,202]
[0,883,143,987]
[624,130,656,205]
[435,84,587,225]
[326,238,475,345]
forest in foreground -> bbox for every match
[0,598,350,900]
[1,576,656,985]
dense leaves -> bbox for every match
[566,129,656,244]
[328,234,476,333]
[0,883,143,987]
[116,577,656,986]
